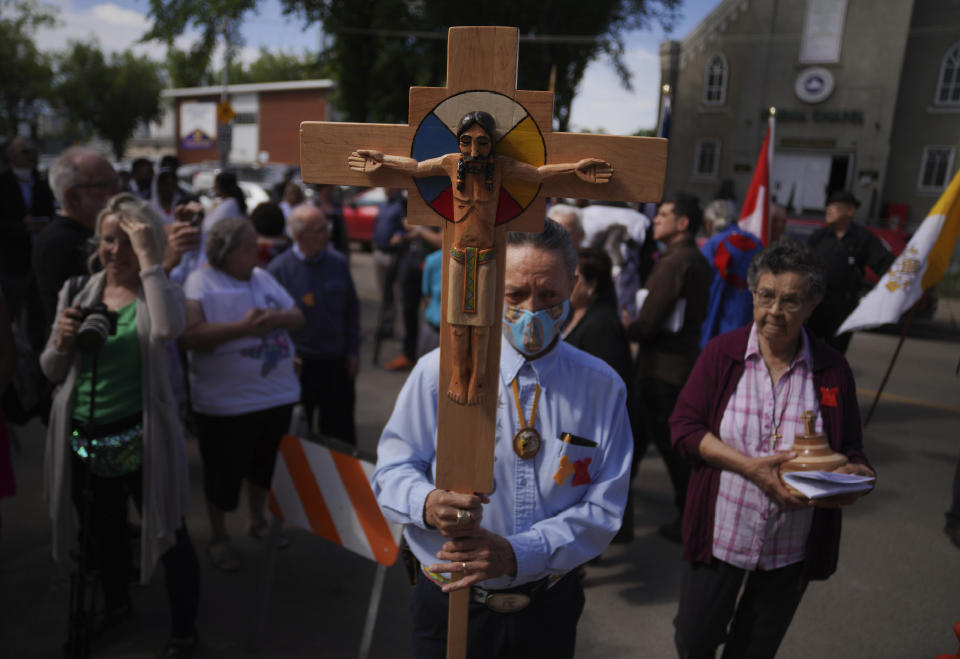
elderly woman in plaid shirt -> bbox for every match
[669,241,875,659]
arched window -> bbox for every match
[703,54,728,105]
[935,42,960,106]
[694,139,721,178]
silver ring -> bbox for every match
[461,561,468,573]
[456,510,471,525]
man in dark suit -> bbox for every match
[624,192,712,541]
[32,147,119,334]
[0,137,55,318]
[807,190,894,353]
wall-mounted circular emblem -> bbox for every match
[411,90,546,225]
[795,67,835,104]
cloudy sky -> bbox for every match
[35,0,717,134]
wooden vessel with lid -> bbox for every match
[779,410,848,496]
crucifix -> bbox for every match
[300,26,666,659]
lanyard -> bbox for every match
[511,379,542,459]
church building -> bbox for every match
[658,0,960,230]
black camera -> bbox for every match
[76,303,118,352]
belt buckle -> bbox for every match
[473,588,531,613]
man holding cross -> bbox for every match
[349,110,611,406]
[373,219,633,658]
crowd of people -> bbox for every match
[0,135,953,659]
[0,143,360,657]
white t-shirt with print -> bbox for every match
[184,266,300,416]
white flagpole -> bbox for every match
[766,107,776,244]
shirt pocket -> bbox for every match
[540,438,599,514]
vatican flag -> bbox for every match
[838,169,960,334]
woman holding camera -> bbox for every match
[42,193,199,657]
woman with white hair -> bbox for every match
[180,217,303,572]
[703,199,737,237]
[41,193,199,656]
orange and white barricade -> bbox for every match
[253,434,402,658]
[268,434,401,566]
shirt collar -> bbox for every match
[293,242,326,263]
[745,323,813,370]
[499,333,563,389]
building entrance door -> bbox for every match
[772,152,852,214]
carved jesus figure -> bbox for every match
[348,110,612,405]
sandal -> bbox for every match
[207,542,241,572]
[249,520,290,549]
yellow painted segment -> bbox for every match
[502,178,538,209]
[498,116,545,207]
[497,116,545,165]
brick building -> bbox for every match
[161,79,335,167]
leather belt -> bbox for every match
[471,586,533,613]
[421,565,554,614]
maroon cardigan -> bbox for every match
[669,325,871,580]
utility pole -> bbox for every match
[218,18,233,169]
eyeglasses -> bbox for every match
[301,224,331,235]
[752,290,806,313]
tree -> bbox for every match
[241,48,330,83]
[283,0,681,128]
[0,0,57,137]
[167,45,218,88]
[144,0,678,130]
[144,0,249,88]
[56,43,165,160]
[407,0,680,130]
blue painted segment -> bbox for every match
[416,176,449,205]
[412,113,456,161]
[412,113,457,205]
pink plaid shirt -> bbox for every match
[711,324,821,571]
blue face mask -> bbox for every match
[502,300,570,357]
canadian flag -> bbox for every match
[738,116,775,244]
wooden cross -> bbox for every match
[300,25,666,659]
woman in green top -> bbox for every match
[41,193,199,657]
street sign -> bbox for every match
[217,100,236,124]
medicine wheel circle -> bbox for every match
[411,90,547,225]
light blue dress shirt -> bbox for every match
[373,335,634,590]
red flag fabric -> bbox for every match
[738,126,771,244]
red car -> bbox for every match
[341,187,387,249]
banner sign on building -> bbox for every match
[180,101,217,150]
[799,0,847,64]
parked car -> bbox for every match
[342,186,387,249]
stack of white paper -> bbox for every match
[634,289,687,333]
[782,471,875,499]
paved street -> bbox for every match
[2,250,959,658]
